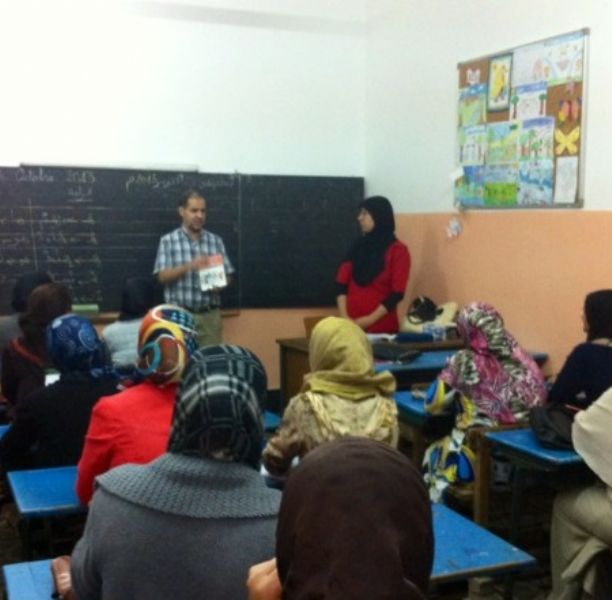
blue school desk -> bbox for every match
[431,504,536,583]
[486,428,585,599]
[2,506,536,599]
[264,410,281,432]
[7,465,85,558]
[7,466,83,519]
[2,560,52,600]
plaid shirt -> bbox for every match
[153,227,235,312]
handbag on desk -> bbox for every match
[371,342,420,363]
[51,555,77,600]
[529,403,575,450]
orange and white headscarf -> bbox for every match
[138,304,198,386]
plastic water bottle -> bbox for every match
[423,323,446,341]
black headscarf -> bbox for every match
[584,290,612,340]
[276,437,433,600]
[168,344,267,470]
[118,276,161,321]
[346,196,397,286]
[11,271,53,312]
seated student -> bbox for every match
[76,304,197,504]
[71,345,280,600]
[548,387,612,600]
[424,301,547,500]
[248,437,434,600]
[548,289,612,409]
[262,316,398,477]
[0,271,52,377]
[101,275,160,366]
[0,315,120,470]
[1,282,72,408]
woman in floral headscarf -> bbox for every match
[424,302,546,500]
[76,304,198,504]
[71,345,280,600]
[0,314,119,470]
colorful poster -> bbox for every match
[518,160,554,205]
[458,125,486,166]
[512,31,584,87]
[488,55,512,111]
[458,84,487,127]
[455,166,485,206]
[518,117,554,162]
[483,164,518,206]
[554,156,579,204]
[510,82,548,120]
[486,122,520,164]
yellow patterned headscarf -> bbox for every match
[302,317,396,400]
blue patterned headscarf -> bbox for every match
[47,314,110,376]
[168,345,267,470]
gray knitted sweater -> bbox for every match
[71,453,281,600]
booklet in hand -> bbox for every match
[199,254,227,292]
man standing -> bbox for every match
[154,189,234,346]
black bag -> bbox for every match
[407,296,441,324]
[529,404,575,450]
[371,343,421,363]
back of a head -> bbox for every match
[119,276,162,321]
[137,304,198,386]
[168,344,267,469]
[47,314,108,375]
[11,271,53,313]
[19,283,72,352]
[457,301,512,357]
[308,316,371,373]
[277,437,433,600]
[584,289,612,340]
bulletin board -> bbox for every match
[455,29,588,208]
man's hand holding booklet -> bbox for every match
[199,254,227,292]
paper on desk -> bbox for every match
[366,333,397,343]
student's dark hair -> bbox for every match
[178,188,205,208]
[11,271,53,312]
[584,290,612,341]
[118,276,163,321]
[19,282,72,358]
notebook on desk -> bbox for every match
[371,342,421,363]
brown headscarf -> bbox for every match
[18,282,72,359]
[276,437,434,600]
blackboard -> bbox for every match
[0,165,363,312]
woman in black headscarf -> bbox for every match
[336,196,410,333]
[548,290,612,409]
[248,437,434,600]
[71,344,280,600]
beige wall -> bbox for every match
[225,210,612,388]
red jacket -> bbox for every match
[336,240,410,333]
[76,380,178,504]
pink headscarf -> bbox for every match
[441,302,546,423]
